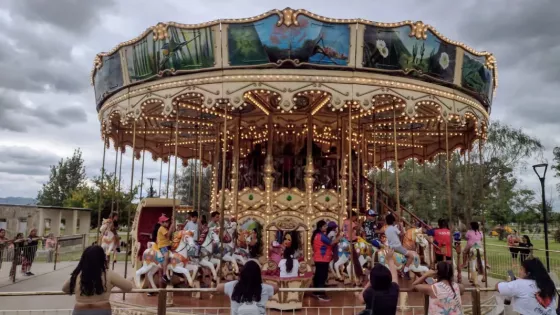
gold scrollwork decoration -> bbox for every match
[277,8,299,27]
[153,23,169,41]
[485,54,497,70]
[409,21,428,40]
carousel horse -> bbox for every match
[221,220,245,274]
[198,226,222,282]
[99,218,118,264]
[468,243,485,284]
[330,237,352,280]
[135,230,199,288]
[233,230,255,265]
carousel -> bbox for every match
[92,8,498,313]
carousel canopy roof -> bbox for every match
[92,8,497,166]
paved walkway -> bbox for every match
[0,262,131,312]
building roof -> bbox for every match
[0,204,92,211]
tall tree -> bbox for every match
[372,121,543,226]
[63,171,138,228]
[37,149,86,206]
[177,160,212,217]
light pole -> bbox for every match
[532,163,550,272]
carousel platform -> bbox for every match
[110,275,500,315]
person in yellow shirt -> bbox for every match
[157,214,174,283]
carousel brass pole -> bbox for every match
[337,114,343,229]
[218,104,228,279]
[116,142,124,215]
[96,138,107,243]
[194,121,199,212]
[139,133,146,200]
[339,117,346,229]
[356,126,361,213]
[478,138,488,287]
[123,119,137,300]
[197,140,203,214]
[166,131,172,199]
[172,110,180,228]
[411,124,416,212]
[158,147,163,197]
[347,102,354,284]
[372,123,377,211]
[444,120,455,269]
[110,127,120,214]
[392,102,401,219]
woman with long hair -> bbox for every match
[45,233,57,263]
[413,261,464,314]
[357,249,400,314]
[217,260,278,314]
[279,247,299,278]
[21,228,40,276]
[518,235,533,263]
[9,233,24,279]
[312,220,341,301]
[62,245,133,315]
[497,258,556,314]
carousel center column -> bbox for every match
[304,113,315,262]
[231,116,241,218]
[264,114,274,258]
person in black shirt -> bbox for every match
[22,229,40,276]
[362,208,380,244]
[518,235,533,263]
[357,249,399,314]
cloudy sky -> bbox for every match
[0,0,558,206]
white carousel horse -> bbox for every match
[330,237,352,280]
[135,230,199,288]
[233,230,253,265]
[468,243,485,285]
[221,221,245,274]
[376,246,429,274]
[99,219,117,263]
[415,231,431,267]
[198,227,222,282]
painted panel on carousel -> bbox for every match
[461,51,494,104]
[227,15,351,66]
[237,219,263,258]
[363,25,457,83]
[125,26,215,82]
[268,230,304,265]
[94,53,123,106]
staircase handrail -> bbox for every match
[360,175,433,230]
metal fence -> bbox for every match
[0,234,86,283]
[0,287,502,315]
[483,243,560,280]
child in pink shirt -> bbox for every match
[461,222,483,269]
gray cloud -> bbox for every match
[0,91,88,132]
[0,145,60,176]
[5,0,116,35]
[0,0,558,205]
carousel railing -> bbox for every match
[0,287,503,315]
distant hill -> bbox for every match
[0,197,37,205]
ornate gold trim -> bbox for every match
[90,8,498,91]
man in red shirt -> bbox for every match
[429,218,453,262]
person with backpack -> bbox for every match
[218,260,278,315]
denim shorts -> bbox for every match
[392,245,408,256]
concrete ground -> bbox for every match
[0,261,131,312]
[0,263,503,313]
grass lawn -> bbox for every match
[462,237,560,280]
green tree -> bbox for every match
[372,121,543,226]
[64,171,138,229]
[177,160,213,218]
[37,149,86,206]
